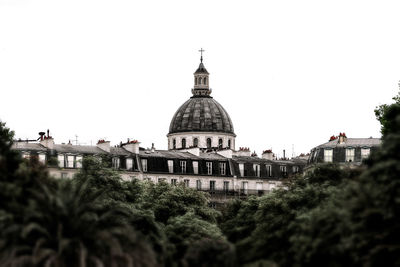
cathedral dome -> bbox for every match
[169,96,235,135]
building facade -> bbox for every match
[12,57,308,202]
[308,133,381,166]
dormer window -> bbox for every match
[361,147,370,160]
[345,148,355,162]
[193,138,198,147]
[324,149,333,163]
[207,138,212,149]
[182,138,186,149]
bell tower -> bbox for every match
[192,48,212,97]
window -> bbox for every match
[158,178,166,183]
[193,161,199,174]
[361,148,370,160]
[253,164,260,177]
[112,157,120,169]
[22,152,30,159]
[38,154,46,164]
[173,139,176,149]
[180,160,186,173]
[210,180,216,191]
[223,181,229,192]
[266,165,272,177]
[167,160,174,173]
[239,163,244,177]
[193,138,198,147]
[61,172,68,179]
[126,158,133,170]
[171,179,177,186]
[228,139,231,149]
[67,155,74,168]
[242,181,248,195]
[182,138,186,149]
[58,154,65,168]
[218,138,223,149]
[219,162,226,175]
[206,162,213,175]
[292,166,299,174]
[324,149,333,163]
[199,77,202,84]
[256,182,263,195]
[76,156,83,168]
[184,179,189,187]
[280,166,287,176]
[195,77,198,85]
[141,159,148,172]
[346,148,355,162]
[204,77,207,85]
[207,138,212,148]
[196,180,202,190]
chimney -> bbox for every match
[283,149,286,159]
[40,136,55,149]
[262,149,274,160]
[338,132,347,144]
[97,140,110,153]
[123,140,140,154]
[235,147,251,157]
[181,147,200,156]
[151,143,155,152]
[217,148,232,158]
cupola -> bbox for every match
[192,48,211,97]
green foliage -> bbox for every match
[142,181,220,224]
[182,238,236,267]
[165,212,227,263]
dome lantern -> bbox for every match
[192,48,211,97]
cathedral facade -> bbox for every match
[11,56,308,202]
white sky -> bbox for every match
[1,0,399,158]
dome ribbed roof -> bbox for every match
[169,97,235,135]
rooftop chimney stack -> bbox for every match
[123,140,140,154]
[338,132,347,144]
[97,140,110,153]
[39,130,54,149]
[262,149,274,160]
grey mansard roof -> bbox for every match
[169,97,235,135]
[314,138,381,149]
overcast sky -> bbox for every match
[1,0,399,157]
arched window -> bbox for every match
[195,77,197,85]
[193,138,198,147]
[228,139,231,149]
[203,77,207,85]
[218,138,223,149]
[182,138,186,149]
[173,139,176,149]
[207,138,212,149]
[199,77,202,84]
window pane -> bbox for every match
[126,158,133,170]
[168,160,174,173]
[141,159,147,172]
[67,156,74,168]
[193,161,198,174]
[58,155,64,168]
[38,154,46,164]
[324,149,333,162]
[76,156,83,168]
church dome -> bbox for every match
[169,96,235,135]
